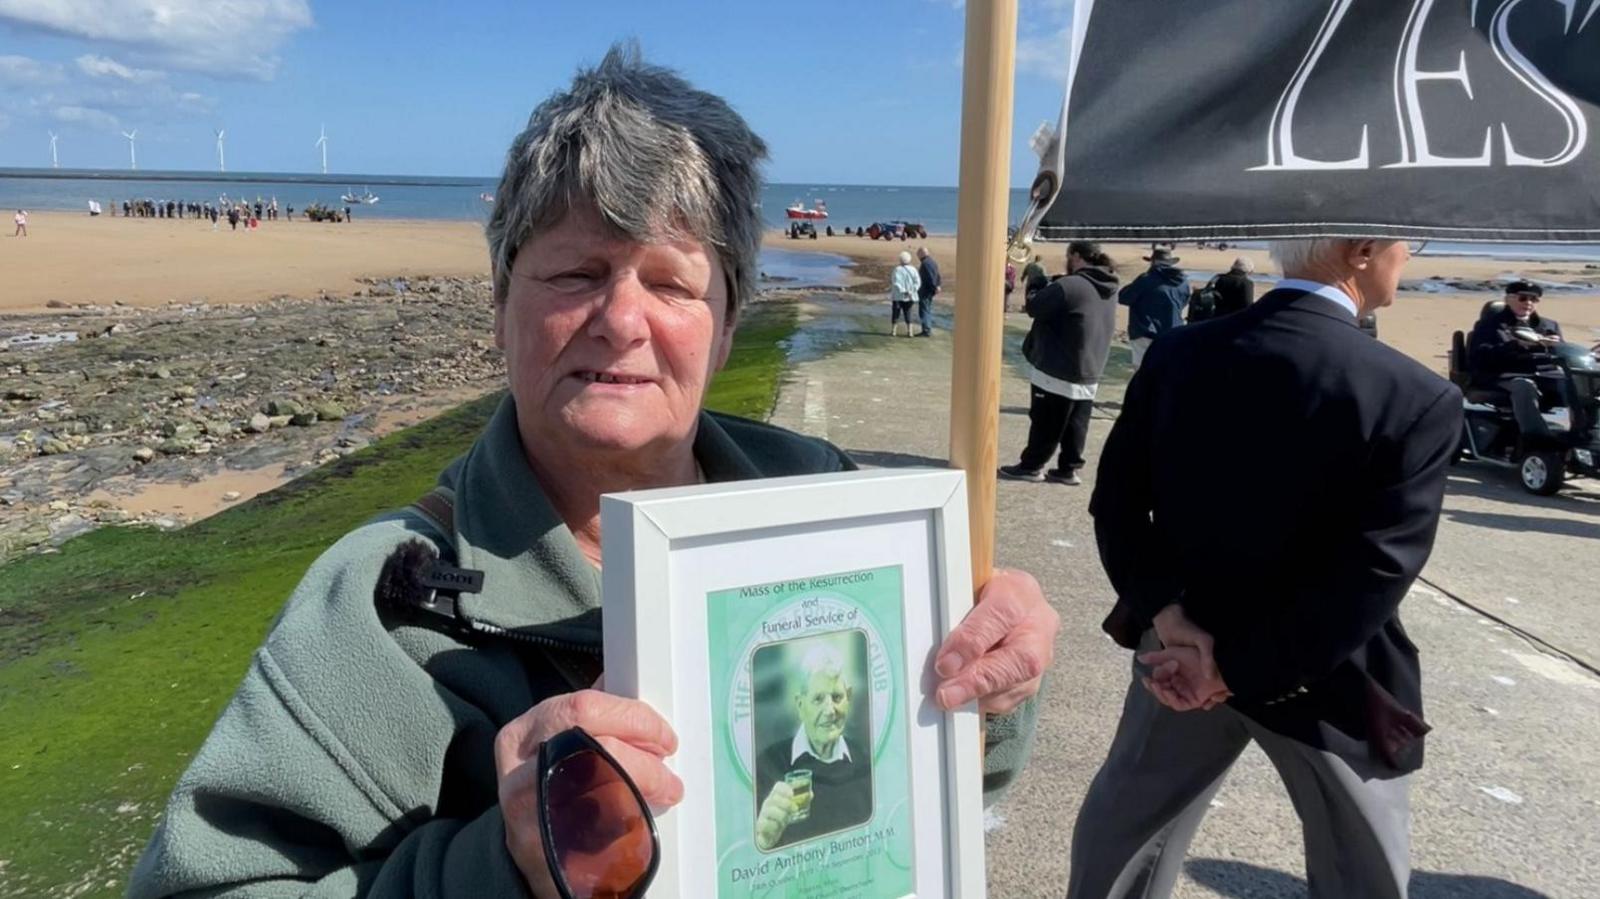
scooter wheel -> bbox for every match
[1518,449,1565,496]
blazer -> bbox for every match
[1091,287,1462,775]
[918,255,942,300]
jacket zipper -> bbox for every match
[463,618,601,656]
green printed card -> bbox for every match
[706,565,916,898]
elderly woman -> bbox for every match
[890,249,921,336]
[128,46,1056,897]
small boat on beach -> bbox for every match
[785,199,828,220]
[479,192,495,202]
[341,187,380,205]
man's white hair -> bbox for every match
[1267,239,1347,277]
[793,641,849,695]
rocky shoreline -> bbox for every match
[0,276,504,563]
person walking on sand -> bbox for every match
[999,241,1120,485]
[890,250,922,337]
[13,209,27,236]
[916,246,941,337]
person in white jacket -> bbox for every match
[889,250,922,336]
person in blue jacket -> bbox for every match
[1119,248,1189,369]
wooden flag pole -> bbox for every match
[950,0,1018,592]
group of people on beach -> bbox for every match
[104,196,359,227]
[112,196,281,230]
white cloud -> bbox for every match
[76,54,164,84]
[1016,25,1073,82]
[52,104,119,130]
[0,0,314,79]
[0,54,65,86]
[947,3,1075,82]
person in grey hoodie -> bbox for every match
[1119,247,1189,369]
[1000,241,1121,485]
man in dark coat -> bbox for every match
[1213,256,1256,316]
[1069,238,1461,899]
[753,644,872,850]
[916,247,942,337]
[1000,241,1120,485]
[1469,281,1564,435]
[1118,248,1189,368]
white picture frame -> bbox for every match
[601,468,984,899]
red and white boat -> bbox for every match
[785,199,828,220]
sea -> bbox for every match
[2,167,1597,261]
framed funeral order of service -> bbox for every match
[601,468,985,899]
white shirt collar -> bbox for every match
[791,726,851,765]
[1276,278,1360,319]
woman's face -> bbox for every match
[496,205,736,461]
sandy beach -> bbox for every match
[2,211,490,311]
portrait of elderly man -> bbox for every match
[126,44,1056,898]
[752,637,873,851]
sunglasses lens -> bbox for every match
[545,749,654,899]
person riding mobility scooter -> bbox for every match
[1448,282,1600,495]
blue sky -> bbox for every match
[0,0,1074,186]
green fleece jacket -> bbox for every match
[128,396,1039,897]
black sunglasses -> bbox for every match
[538,726,660,899]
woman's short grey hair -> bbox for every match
[1230,256,1255,274]
[486,43,768,313]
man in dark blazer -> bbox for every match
[1068,238,1462,899]
[916,246,942,337]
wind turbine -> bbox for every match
[216,129,226,173]
[48,131,59,168]
[315,124,328,175]
[122,129,138,170]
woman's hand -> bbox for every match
[495,690,682,897]
[932,568,1060,715]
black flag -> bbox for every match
[1036,0,1600,243]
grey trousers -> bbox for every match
[1066,654,1412,899]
